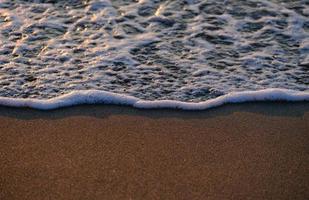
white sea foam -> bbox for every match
[0,0,308,102]
[0,89,308,110]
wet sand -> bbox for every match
[0,102,308,200]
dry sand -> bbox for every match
[0,102,308,200]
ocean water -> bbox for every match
[0,0,308,109]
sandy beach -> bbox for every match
[0,102,308,200]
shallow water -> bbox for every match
[0,0,308,102]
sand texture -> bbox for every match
[0,102,308,200]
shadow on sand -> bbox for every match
[0,101,308,120]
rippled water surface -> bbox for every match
[0,0,308,101]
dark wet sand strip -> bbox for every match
[0,102,308,200]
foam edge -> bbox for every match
[0,88,308,110]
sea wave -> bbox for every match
[0,0,308,102]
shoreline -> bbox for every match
[0,88,308,110]
[0,102,308,199]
